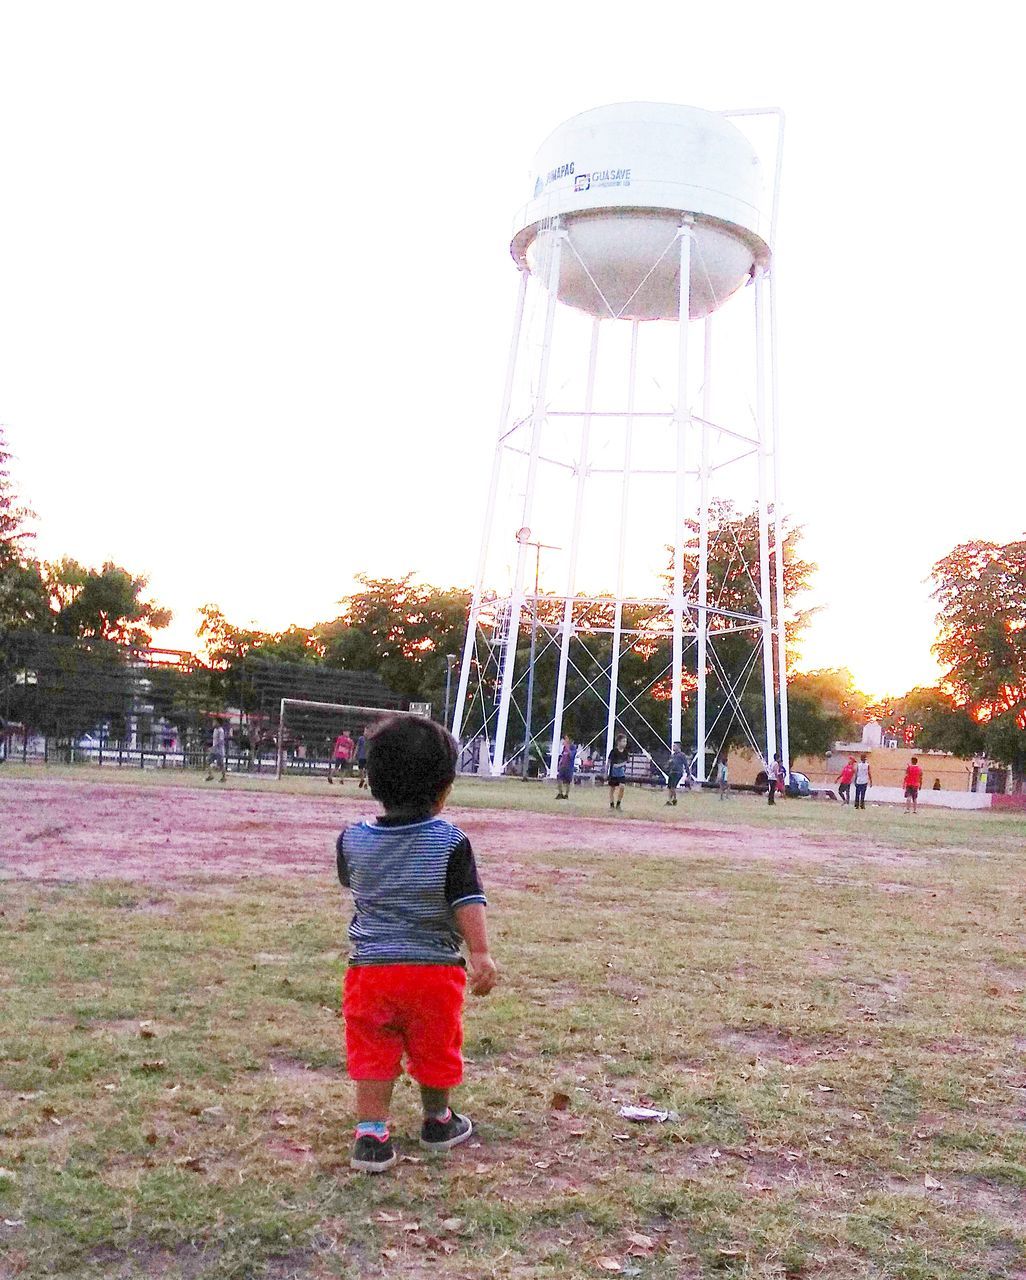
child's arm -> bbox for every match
[454,903,498,995]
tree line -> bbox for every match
[2,426,1023,784]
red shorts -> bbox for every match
[342,964,466,1087]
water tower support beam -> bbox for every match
[671,221,694,748]
[550,318,601,776]
[754,271,777,766]
[491,232,565,775]
[605,320,640,763]
[696,315,713,779]
[768,270,790,772]
[452,268,530,744]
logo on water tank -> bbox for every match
[574,167,631,193]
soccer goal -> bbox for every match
[274,699,411,781]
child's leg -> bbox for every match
[355,1078,396,1123]
[420,1084,450,1119]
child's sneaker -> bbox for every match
[350,1132,397,1173]
[420,1110,473,1152]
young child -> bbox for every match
[329,728,355,785]
[665,742,686,806]
[555,735,576,799]
[606,732,629,809]
[836,756,856,805]
[903,755,923,814]
[716,753,730,800]
[355,727,369,788]
[853,752,872,810]
[336,714,497,1173]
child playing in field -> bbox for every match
[336,714,498,1173]
[665,742,687,806]
[329,728,354,785]
[555,735,576,799]
[903,755,923,814]
[355,727,369,788]
[606,732,629,809]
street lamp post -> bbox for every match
[443,653,456,731]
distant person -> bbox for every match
[205,721,227,783]
[715,753,730,800]
[355,728,369,789]
[606,733,629,810]
[853,752,872,810]
[767,753,785,806]
[665,741,688,806]
[555,735,576,800]
[336,714,497,1173]
[330,728,355,785]
[836,756,856,805]
[903,755,924,814]
[932,777,941,791]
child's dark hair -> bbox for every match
[366,714,458,810]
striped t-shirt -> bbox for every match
[336,814,486,967]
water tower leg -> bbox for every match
[452,270,530,747]
[696,316,713,779]
[492,232,565,776]
[671,223,694,749]
[768,270,790,773]
[605,321,640,764]
[550,318,601,777]
[754,272,777,767]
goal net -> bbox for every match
[274,699,412,781]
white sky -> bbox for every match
[1,1,1022,697]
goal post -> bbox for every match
[274,699,413,780]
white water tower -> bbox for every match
[452,103,789,778]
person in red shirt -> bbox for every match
[330,730,355,785]
[835,756,856,805]
[903,756,924,814]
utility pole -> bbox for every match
[443,653,456,731]
[517,529,560,779]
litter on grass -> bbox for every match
[617,1105,679,1123]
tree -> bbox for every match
[786,669,868,758]
[930,538,1026,787]
[887,686,984,759]
[0,427,34,570]
[0,429,50,636]
[45,559,172,647]
[320,575,471,708]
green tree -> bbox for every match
[0,429,50,635]
[885,686,983,758]
[320,574,471,708]
[930,538,1026,787]
[45,558,172,646]
[196,604,321,709]
[785,669,868,758]
[0,427,34,568]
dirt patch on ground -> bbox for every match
[3,776,933,887]
[715,1027,845,1067]
[881,1173,1026,1230]
[264,1054,337,1083]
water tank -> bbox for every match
[510,103,771,322]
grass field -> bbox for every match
[2,767,1025,1279]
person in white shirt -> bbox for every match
[205,722,227,783]
[767,754,785,806]
[853,753,872,809]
